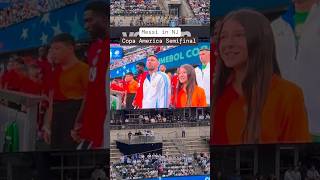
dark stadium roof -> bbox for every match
[212,0,290,17]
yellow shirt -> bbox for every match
[59,61,89,100]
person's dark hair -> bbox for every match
[147,54,158,59]
[136,62,145,68]
[14,56,24,65]
[200,48,210,52]
[126,72,134,76]
[213,20,222,44]
[85,1,106,17]
[50,33,75,47]
[214,9,281,144]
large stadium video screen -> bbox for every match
[110,43,210,110]
[210,0,320,146]
[0,0,109,153]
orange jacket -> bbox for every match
[211,75,311,145]
[175,85,207,108]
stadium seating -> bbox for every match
[0,0,81,28]
[111,152,209,180]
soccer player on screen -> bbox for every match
[142,55,170,109]
[132,62,148,109]
[49,33,89,150]
[123,72,138,109]
[71,1,108,149]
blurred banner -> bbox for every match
[0,0,92,54]
[212,0,290,17]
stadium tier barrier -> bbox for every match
[0,89,43,152]
[110,121,210,130]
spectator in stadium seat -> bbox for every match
[48,33,89,150]
[71,1,108,149]
[123,72,138,109]
[182,127,186,138]
[174,64,207,108]
[133,62,148,109]
[128,131,132,142]
[142,55,171,109]
[211,10,310,145]
[195,48,210,106]
[306,165,320,180]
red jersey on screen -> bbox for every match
[110,83,125,92]
[171,74,179,106]
[80,38,108,148]
[133,71,147,108]
[37,59,53,94]
[3,70,24,91]
[20,77,43,95]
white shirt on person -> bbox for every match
[307,169,320,179]
[195,63,210,105]
[284,170,294,180]
[271,2,320,135]
[142,71,171,109]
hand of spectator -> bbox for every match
[71,122,82,143]
[70,128,82,143]
[43,127,51,144]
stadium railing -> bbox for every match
[110,121,210,130]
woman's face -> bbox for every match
[219,19,248,70]
[178,67,188,84]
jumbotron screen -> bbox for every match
[110,43,210,110]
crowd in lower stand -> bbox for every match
[111,152,210,179]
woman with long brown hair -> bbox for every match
[211,9,310,145]
[174,64,207,108]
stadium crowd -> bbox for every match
[110,0,210,26]
[110,113,210,126]
[0,0,81,28]
[110,0,161,16]
[188,0,210,24]
[111,152,209,179]
[110,15,208,27]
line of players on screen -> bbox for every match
[110,48,210,109]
